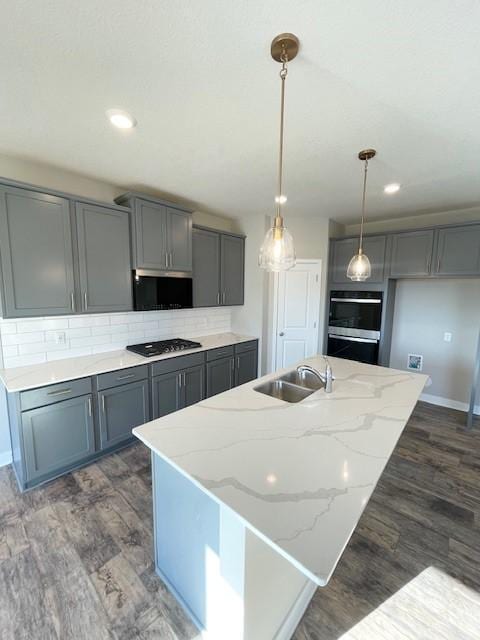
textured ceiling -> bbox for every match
[1,1,479,223]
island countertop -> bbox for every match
[134,355,427,587]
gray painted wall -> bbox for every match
[390,278,480,407]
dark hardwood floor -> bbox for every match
[0,401,479,639]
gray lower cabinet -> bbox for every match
[221,234,245,305]
[389,230,434,278]
[433,224,480,276]
[152,364,205,419]
[75,202,132,313]
[331,235,387,284]
[193,227,221,306]
[98,379,149,449]
[206,356,235,397]
[235,348,258,386]
[22,394,95,483]
[0,185,75,317]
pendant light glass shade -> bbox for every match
[346,249,371,281]
[259,218,296,271]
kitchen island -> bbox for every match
[133,355,427,640]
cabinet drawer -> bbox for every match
[234,340,258,354]
[20,377,92,412]
[206,345,234,362]
[151,351,205,377]
[97,365,148,391]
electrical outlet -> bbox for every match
[54,331,66,345]
[443,332,452,343]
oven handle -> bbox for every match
[329,334,378,344]
[330,298,382,304]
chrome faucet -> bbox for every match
[297,357,333,394]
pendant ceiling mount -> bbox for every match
[270,33,300,62]
[358,149,376,162]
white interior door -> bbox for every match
[274,260,322,370]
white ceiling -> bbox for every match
[1,1,480,223]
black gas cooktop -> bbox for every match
[126,338,202,358]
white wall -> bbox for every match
[390,279,480,409]
[231,214,330,374]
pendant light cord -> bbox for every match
[276,50,288,220]
[359,157,369,253]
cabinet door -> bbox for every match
[134,200,167,270]
[235,349,258,386]
[181,364,205,408]
[206,357,234,398]
[98,380,149,449]
[76,203,132,313]
[0,186,75,317]
[166,208,192,272]
[152,371,181,419]
[22,395,94,482]
[192,228,221,307]
[390,230,434,278]
[331,236,386,284]
[220,234,244,305]
[433,225,480,276]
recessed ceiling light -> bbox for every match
[384,183,400,194]
[106,108,137,129]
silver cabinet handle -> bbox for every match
[117,373,135,381]
[183,372,186,387]
[83,291,88,311]
[437,256,441,272]
[70,292,75,311]
[101,395,105,413]
[169,252,173,268]
[216,292,220,305]
[178,373,183,388]
[236,356,240,369]
[88,397,92,417]
[165,253,168,268]
[279,331,285,336]
[47,388,72,396]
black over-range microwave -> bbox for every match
[132,270,193,311]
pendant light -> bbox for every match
[347,149,376,281]
[259,34,299,272]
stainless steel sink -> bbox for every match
[280,369,324,391]
[254,379,314,403]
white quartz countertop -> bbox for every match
[0,332,256,392]
[133,355,427,587]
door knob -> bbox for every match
[279,332,285,336]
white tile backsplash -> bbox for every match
[0,308,232,369]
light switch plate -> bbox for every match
[443,332,452,343]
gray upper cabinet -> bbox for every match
[433,225,480,276]
[116,194,192,272]
[0,185,75,317]
[166,207,192,271]
[390,230,434,278]
[22,394,95,482]
[193,227,221,306]
[193,227,245,307]
[133,200,168,270]
[75,203,132,313]
[331,235,386,284]
[221,233,245,305]
[98,379,149,449]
